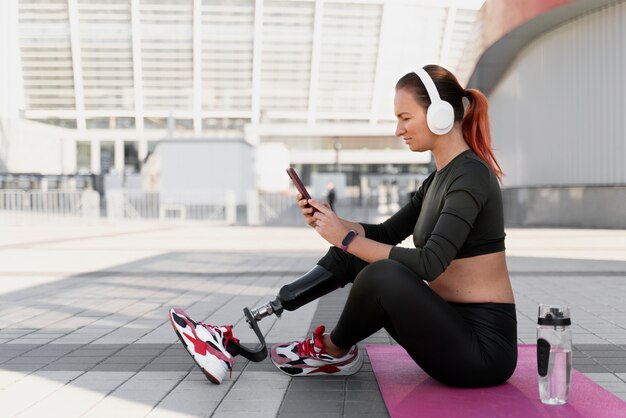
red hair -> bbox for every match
[462,88,503,181]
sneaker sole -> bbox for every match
[169,308,226,384]
[271,348,364,377]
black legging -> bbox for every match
[317,247,518,388]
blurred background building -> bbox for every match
[467,0,626,228]
[0,0,483,179]
[0,0,624,227]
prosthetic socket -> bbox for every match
[249,265,341,322]
[235,265,341,362]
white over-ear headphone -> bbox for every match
[415,67,454,135]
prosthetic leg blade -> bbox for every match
[226,307,268,362]
[229,265,340,363]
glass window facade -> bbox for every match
[76,141,91,173]
[100,141,115,174]
[124,141,139,173]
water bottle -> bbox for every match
[537,304,572,405]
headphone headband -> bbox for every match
[415,67,442,104]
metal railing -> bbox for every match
[106,190,236,223]
[246,188,406,226]
[247,190,300,226]
[0,189,236,224]
[0,188,387,226]
[0,189,100,218]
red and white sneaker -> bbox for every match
[169,308,238,384]
[270,325,362,376]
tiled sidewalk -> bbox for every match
[0,218,625,417]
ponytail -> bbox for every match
[462,88,503,182]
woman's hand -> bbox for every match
[296,193,316,227]
[297,194,331,228]
[309,199,349,247]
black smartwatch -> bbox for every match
[340,230,358,252]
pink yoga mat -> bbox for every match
[366,344,626,418]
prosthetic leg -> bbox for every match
[228,265,343,362]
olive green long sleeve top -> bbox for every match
[360,150,505,282]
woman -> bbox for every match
[170,64,517,388]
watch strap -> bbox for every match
[340,230,358,252]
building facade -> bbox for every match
[1,0,484,183]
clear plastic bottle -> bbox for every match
[537,304,572,405]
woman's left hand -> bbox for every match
[309,199,349,247]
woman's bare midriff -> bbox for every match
[428,251,515,304]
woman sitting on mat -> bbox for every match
[170,64,517,388]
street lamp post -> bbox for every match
[333,136,341,172]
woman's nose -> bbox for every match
[395,122,405,137]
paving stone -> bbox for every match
[90,363,144,372]
[574,364,611,373]
[21,347,75,357]
[595,357,626,365]
[581,351,626,358]
[244,361,282,372]
[101,356,149,364]
[3,356,58,365]
[214,413,280,418]
[288,379,345,391]
[597,381,626,392]
[576,344,621,350]
[232,376,290,391]
[215,399,285,414]
[1,364,42,372]
[39,363,90,371]
[345,400,389,414]
[52,356,104,364]
[573,357,601,365]
[284,389,344,401]
[81,344,127,350]
[0,344,39,351]
[149,356,193,364]
[142,364,193,372]
[345,379,380,391]
[0,371,83,416]
[116,349,164,357]
[279,414,343,418]
[604,365,626,373]
[16,372,128,416]
[345,390,384,402]
[281,399,343,413]
[583,373,623,383]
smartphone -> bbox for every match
[286,167,318,213]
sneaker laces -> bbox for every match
[297,325,326,358]
[220,325,240,351]
[220,326,239,377]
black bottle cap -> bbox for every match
[537,309,571,326]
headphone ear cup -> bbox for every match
[426,101,454,135]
